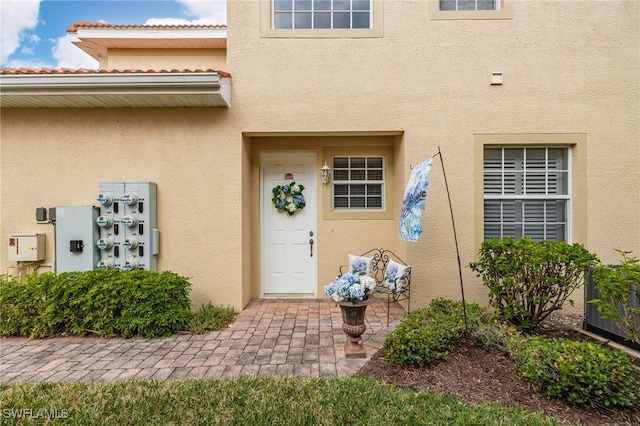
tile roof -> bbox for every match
[0,67,231,78]
[67,21,227,33]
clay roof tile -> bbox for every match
[0,68,231,77]
[66,21,227,33]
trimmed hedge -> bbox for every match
[469,237,598,330]
[509,336,638,407]
[381,298,492,367]
[0,270,192,338]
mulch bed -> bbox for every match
[357,316,640,426]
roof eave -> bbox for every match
[71,27,228,61]
[0,72,231,108]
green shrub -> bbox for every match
[590,250,640,345]
[188,302,237,334]
[0,270,192,338]
[0,272,57,338]
[382,298,490,367]
[469,237,598,330]
[508,336,638,407]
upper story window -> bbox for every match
[333,156,384,210]
[262,0,382,37]
[483,147,570,242]
[439,0,498,11]
[429,0,512,20]
[273,0,371,29]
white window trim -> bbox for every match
[332,155,386,211]
[474,133,588,250]
[261,0,383,38]
[483,147,572,242]
[322,143,395,220]
[429,0,513,20]
[272,1,372,30]
[440,0,500,12]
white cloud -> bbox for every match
[52,34,98,69]
[145,17,197,26]
[177,0,226,24]
[0,0,41,64]
[145,0,226,26]
[20,46,33,55]
[4,57,49,69]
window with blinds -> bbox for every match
[483,147,569,241]
[333,156,384,210]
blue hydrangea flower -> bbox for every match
[349,284,365,300]
[323,282,335,297]
[324,272,372,303]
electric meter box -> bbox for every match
[99,181,158,271]
[55,206,100,272]
[8,234,46,261]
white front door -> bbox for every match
[261,153,317,295]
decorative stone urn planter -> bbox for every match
[337,299,371,358]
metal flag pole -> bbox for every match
[435,146,469,335]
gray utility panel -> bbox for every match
[54,181,159,273]
[54,206,100,273]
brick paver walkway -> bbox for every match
[0,298,403,384]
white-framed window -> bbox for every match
[439,0,498,11]
[483,147,570,241]
[273,0,372,29]
[429,0,512,20]
[332,156,384,210]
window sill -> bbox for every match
[260,27,383,38]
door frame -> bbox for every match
[260,152,317,296]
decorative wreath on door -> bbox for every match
[272,182,306,215]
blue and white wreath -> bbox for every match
[272,181,306,215]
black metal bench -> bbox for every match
[339,248,412,326]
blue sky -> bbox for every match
[0,0,226,69]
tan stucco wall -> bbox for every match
[0,108,244,310]
[1,0,638,315]
[226,0,640,313]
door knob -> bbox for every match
[309,238,314,257]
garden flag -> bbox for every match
[399,156,434,242]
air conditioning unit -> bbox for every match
[584,267,640,351]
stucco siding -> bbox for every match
[1,0,638,314]
[0,108,244,309]
[227,0,639,311]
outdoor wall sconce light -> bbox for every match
[321,162,331,184]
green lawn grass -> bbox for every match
[0,376,565,425]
